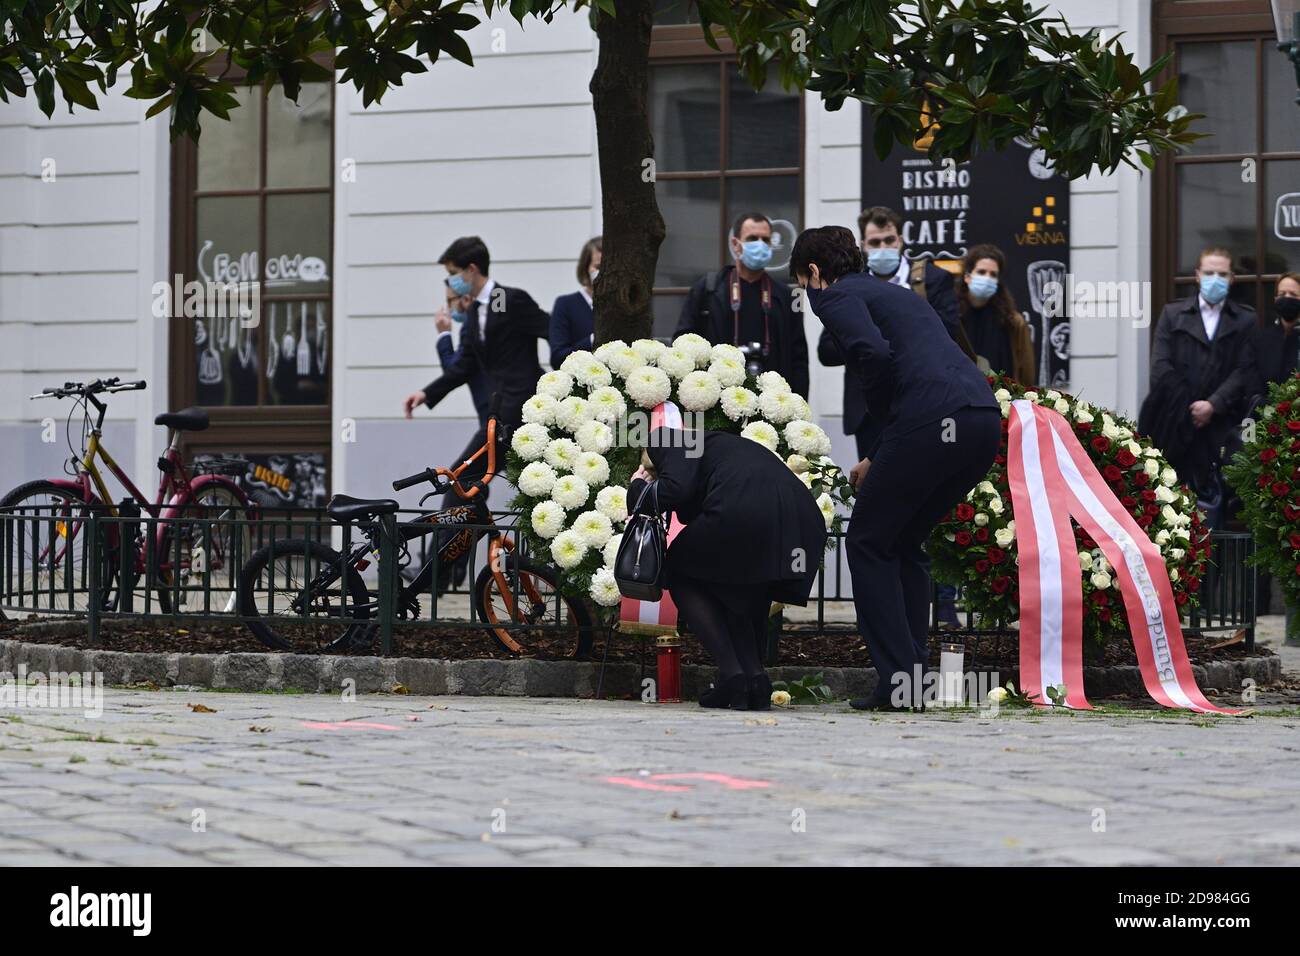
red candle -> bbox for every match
[656,635,682,703]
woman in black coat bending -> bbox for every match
[628,427,827,710]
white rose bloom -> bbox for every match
[786,454,811,474]
[974,513,989,527]
[945,533,956,542]
[572,510,614,548]
[1143,447,1161,458]
[709,343,745,366]
[759,388,802,424]
[530,500,566,539]
[784,419,832,456]
[595,485,628,524]
[993,388,1012,402]
[589,566,621,607]
[978,480,997,495]
[988,497,1004,515]
[708,355,747,388]
[511,423,550,461]
[625,365,672,409]
[1075,408,1095,424]
[798,471,814,489]
[816,493,835,529]
[573,451,610,487]
[605,346,643,378]
[719,385,759,421]
[1154,484,1178,504]
[1102,420,1122,441]
[536,370,574,400]
[575,419,615,454]
[1170,547,1186,561]
[1125,440,1143,458]
[1078,551,1094,571]
[756,370,791,394]
[678,370,722,411]
[1045,390,1061,402]
[521,393,559,426]
[1160,467,1177,487]
[741,420,780,452]
[550,474,591,510]
[1023,390,1039,403]
[998,400,1010,417]
[602,531,624,568]
[994,526,1015,548]
[672,332,713,367]
[1090,571,1112,590]
[1143,458,1160,479]
[1054,399,1070,414]
[587,385,628,424]
[517,461,558,497]
[630,338,666,363]
[1155,529,1171,545]
[549,529,587,570]
[543,437,582,471]
[555,395,592,431]
[1174,527,1191,540]
[656,347,696,380]
[1116,426,1132,441]
[1169,568,1179,582]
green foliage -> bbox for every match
[3,0,1200,174]
[771,671,833,704]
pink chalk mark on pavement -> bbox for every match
[603,772,771,792]
[300,720,402,731]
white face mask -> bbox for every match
[588,269,599,284]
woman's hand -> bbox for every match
[849,456,871,489]
[631,465,652,483]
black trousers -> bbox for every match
[671,573,770,680]
[847,406,1000,705]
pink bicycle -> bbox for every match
[1,378,254,613]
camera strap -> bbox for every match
[729,267,772,357]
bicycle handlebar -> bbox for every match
[393,467,439,492]
[391,414,500,499]
[29,378,147,400]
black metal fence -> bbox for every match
[0,503,1257,656]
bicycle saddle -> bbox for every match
[155,407,210,431]
[327,494,400,521]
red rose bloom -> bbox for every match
[975,526,990,543]
[1099,608,1113,622]
[1289,533,1300,550]
[1284,505,1300,521]
[1280,401,1293,414]
[1261,447,1279,463]
[975,559,991,573]
[1141,489,1156,502]
[990,576,1011,594]
[955,503,975,521]
[1090,590,1109,606]
[1121,495,1137,507]
[1134,472,1149,487]
[1273,482,1291,497]
[1145,504,1160,516]
[1116,449,1137,467]
[1287,420,1300,433]
[955,531,973,547]
[1075,420,1094,434]
[1175,592,1188,607]
[1269,423,1282,436]
[1103,465,1123,482]
[987,547,1006,565]
[1187,577,1201,593]
[1091,436,1112,453]
[1137,514,1153,528]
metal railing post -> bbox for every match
[86,510,101,646]
[376,512,398,656]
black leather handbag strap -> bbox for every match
[631,479,661,520]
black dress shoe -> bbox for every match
[747,673,773,711]
[699,674,750,709]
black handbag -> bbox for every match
[614,481,667,601]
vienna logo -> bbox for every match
[49,886,151,936]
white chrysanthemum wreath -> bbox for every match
[507,334,854,610]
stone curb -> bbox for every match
[0,621,1282,701]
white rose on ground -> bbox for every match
[555,395,592,431]
[784,419,832,457]
[673,332,713,367]
[587,385,627,424]
[786,454,810,474]
[994,526,1015,548]
[536,370,574,400]
[656,347,696,380]
[549,529,587,570]
[1091,571,1112,590]
[987,687,1009,704]
[630,338,666,363]
[816,493,835,529]
[707,355,747,388]
[741,420,780,452]
[719,385,759,421]
[575,419,614,454]
[572,510,614,548]
[1078,551,1094,570]
[595,485,628,523]
[589,567,621,606]
[550,473,591,510]
[626,365,672,408]
[521,393,559,426]
[518,461,558,497]
[602,531,623,568]
[530,500,566,539]
[543,437,582,471]
[678,370,722,411]
[573,451,610,487]
[511,423,550,461]
[771,690,792,707]
[604,345,642,378]
[756,370,791,394]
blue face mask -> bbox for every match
[968,275,999,302]
[1200,274,1229,305]
[866,247,901,276]
[447,272,472,297]
[739,239,772,271]
[450,308,467,324]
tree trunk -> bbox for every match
[589,0,664,346]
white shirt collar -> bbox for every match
[580,286,592,307]
[890,253,910,287]
[1198,294,1223,339]
[476,278,496,310]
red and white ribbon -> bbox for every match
[1006,399,1236,714]
[620,401,685,633]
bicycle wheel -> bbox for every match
[474,553,595,658]
[0,480,117,613]
[154,484,252,616]
[237,538,370,652]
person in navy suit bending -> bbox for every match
[435,284,490,426]
[792,226,1000,710]
[549,237,601,368]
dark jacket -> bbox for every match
[422,284,550,428]
[675,267,809,398]
[1252,318,1300,404]
[628,429,827,606]
[810,271,998,458]
[436,330,490,425]
[548,290,594,369]
[818,261,970,435]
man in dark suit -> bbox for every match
[1140,247,1257,505]
[404,235,550,513]
[435,285,490,426]
[675,212,809,398]
[794,226,999,710]
[549,237,601,368]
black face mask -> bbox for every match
[1276,296,1300,323]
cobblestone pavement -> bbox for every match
[1,686,1298,865]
